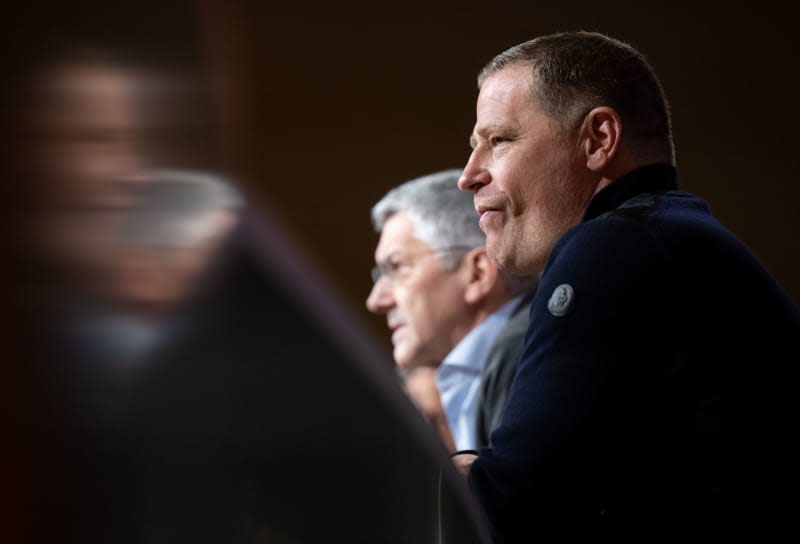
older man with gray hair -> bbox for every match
[366,169,536,451]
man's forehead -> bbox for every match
[469,73,540,145]
[479,70,528,105]
[375,212,428,258]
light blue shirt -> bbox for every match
[436,295,524,451]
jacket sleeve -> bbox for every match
[474,298,532,448]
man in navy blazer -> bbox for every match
[456,31,799,543]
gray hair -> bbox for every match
[370,169,484,269]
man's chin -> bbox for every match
[394,352,435,376]
[392,348,414,371]
[486,239,512,271]
[487,241,535,276]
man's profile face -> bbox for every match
[366,212,470,371]
[458,64,595,276]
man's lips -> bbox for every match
[476,202,502,217]
[476,202,504,230]
[390,324,405,344]
[388,320,404,333]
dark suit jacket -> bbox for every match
[474,292,535,449]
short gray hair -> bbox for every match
[370,169,484,269]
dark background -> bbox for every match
[8,0,799,358]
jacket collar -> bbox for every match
[582,163,678,222]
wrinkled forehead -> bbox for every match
[470,66,541,144]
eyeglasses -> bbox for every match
[370,245,472,284]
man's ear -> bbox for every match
[463,247,498,304]
[581,106,622,172]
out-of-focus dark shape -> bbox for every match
[24,202,490,543]
[3,30,488,544]
[6,48,226,371]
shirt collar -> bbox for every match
[440,294,525,373]
[582,163,678,222]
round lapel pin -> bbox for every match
[547,284,575,317]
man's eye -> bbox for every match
[490,136,508,147]
[386,260,403,274]
[379,260,402,278]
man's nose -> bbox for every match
[458,151,490,193]
[366,278,394,314]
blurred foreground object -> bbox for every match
[20,205,490,543]
[3,13,488,544]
